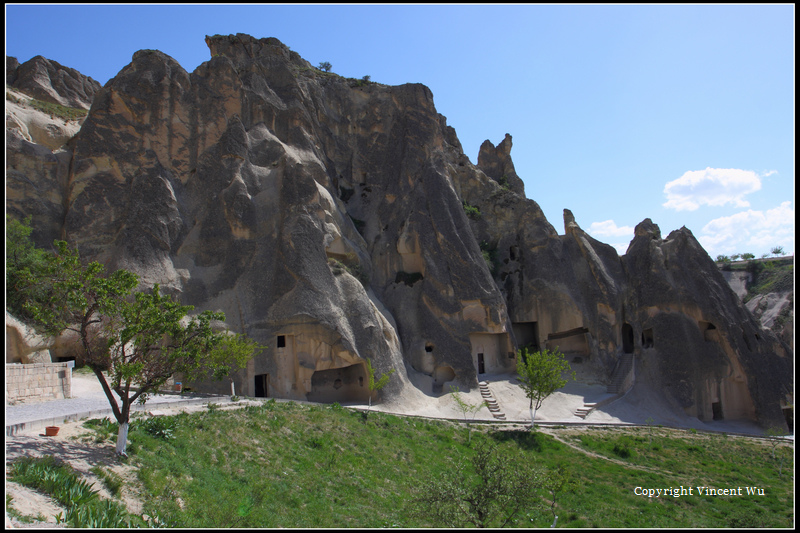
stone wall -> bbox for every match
[6,362,72,403]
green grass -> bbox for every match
[8,456,141,528]
[562,427,794,528]
[748,265,793,297]
[78,401,795,528]
[6,89,88,121]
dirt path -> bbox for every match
[540,427,678,476]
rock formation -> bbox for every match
[7,55,100,110]
[5,35,793,431]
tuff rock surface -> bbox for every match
[5,35,793,430]
[7,55,101,110]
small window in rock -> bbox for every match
[277,335,286,348]
[425,344,434,353]
[508,351,515,359]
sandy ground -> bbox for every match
[4,368,774,528]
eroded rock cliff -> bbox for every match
[6,35,792,430]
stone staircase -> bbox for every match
[479,381,506,420]
[607,353,634,394]
[573,353,635,419]
[574,402,598,419]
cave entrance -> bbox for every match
[307,364,368,403]
[469,332,513,375]
[254,374,269,398]
[512,322,539,351]
[432,365,456,394]
[621,323,634,354]
[783,407,793,432]
[544,327,590,357]
[712,401,723,420]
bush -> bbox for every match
[132,416,177,441]
[5,215,52,320]
[462,201,481,220]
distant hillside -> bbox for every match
[718,257,793,348]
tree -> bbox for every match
[715,254,731,264]
[741,252,755,260]
[411,441,545,528]
[516,347,574,430]
[645,416,656,445]
[771,246,785,257]
[542,464,577,526]
[450,385,487,443]
[22,240,261,456]
[365,358,394,418]
[764,426,790,479]
[317,61,332,72]
[6,215,52,321]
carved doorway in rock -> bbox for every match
[512,322,539,351]
[478,353,485,374]
[254,373,269,398]
[783,407,793,432]
[307,364,369,403]
[621,323,634,354]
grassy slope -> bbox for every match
[99,401,793,528]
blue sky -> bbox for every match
[6,4,794,258]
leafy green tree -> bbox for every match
[449,385,487,443]
[22,240,261,456]
[771,246,785,257]
[411,441,545,527]
[741,252,755,260]
[365,358,395,418]
[317,61,332,72]
[542,464,577,525]
[516,347,574,430]
[715,255,731,263]
[6,215,52,320]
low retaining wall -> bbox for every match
[6,362,72,403]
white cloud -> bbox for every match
[662,167,763,211]
[586,220,635,256]
[698,201,794,256]
[587,220,635,238]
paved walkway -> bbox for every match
[5,377,231,436]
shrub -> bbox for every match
[132,416,177,441]
[462,201,481,220]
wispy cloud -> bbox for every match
[662,168,764,211]
[587,220,635,238]
[587,220,635,256]
[698,201,794,255]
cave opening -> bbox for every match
[712,401,723,420]
[621,323,634,354]
[254,373,269,398]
